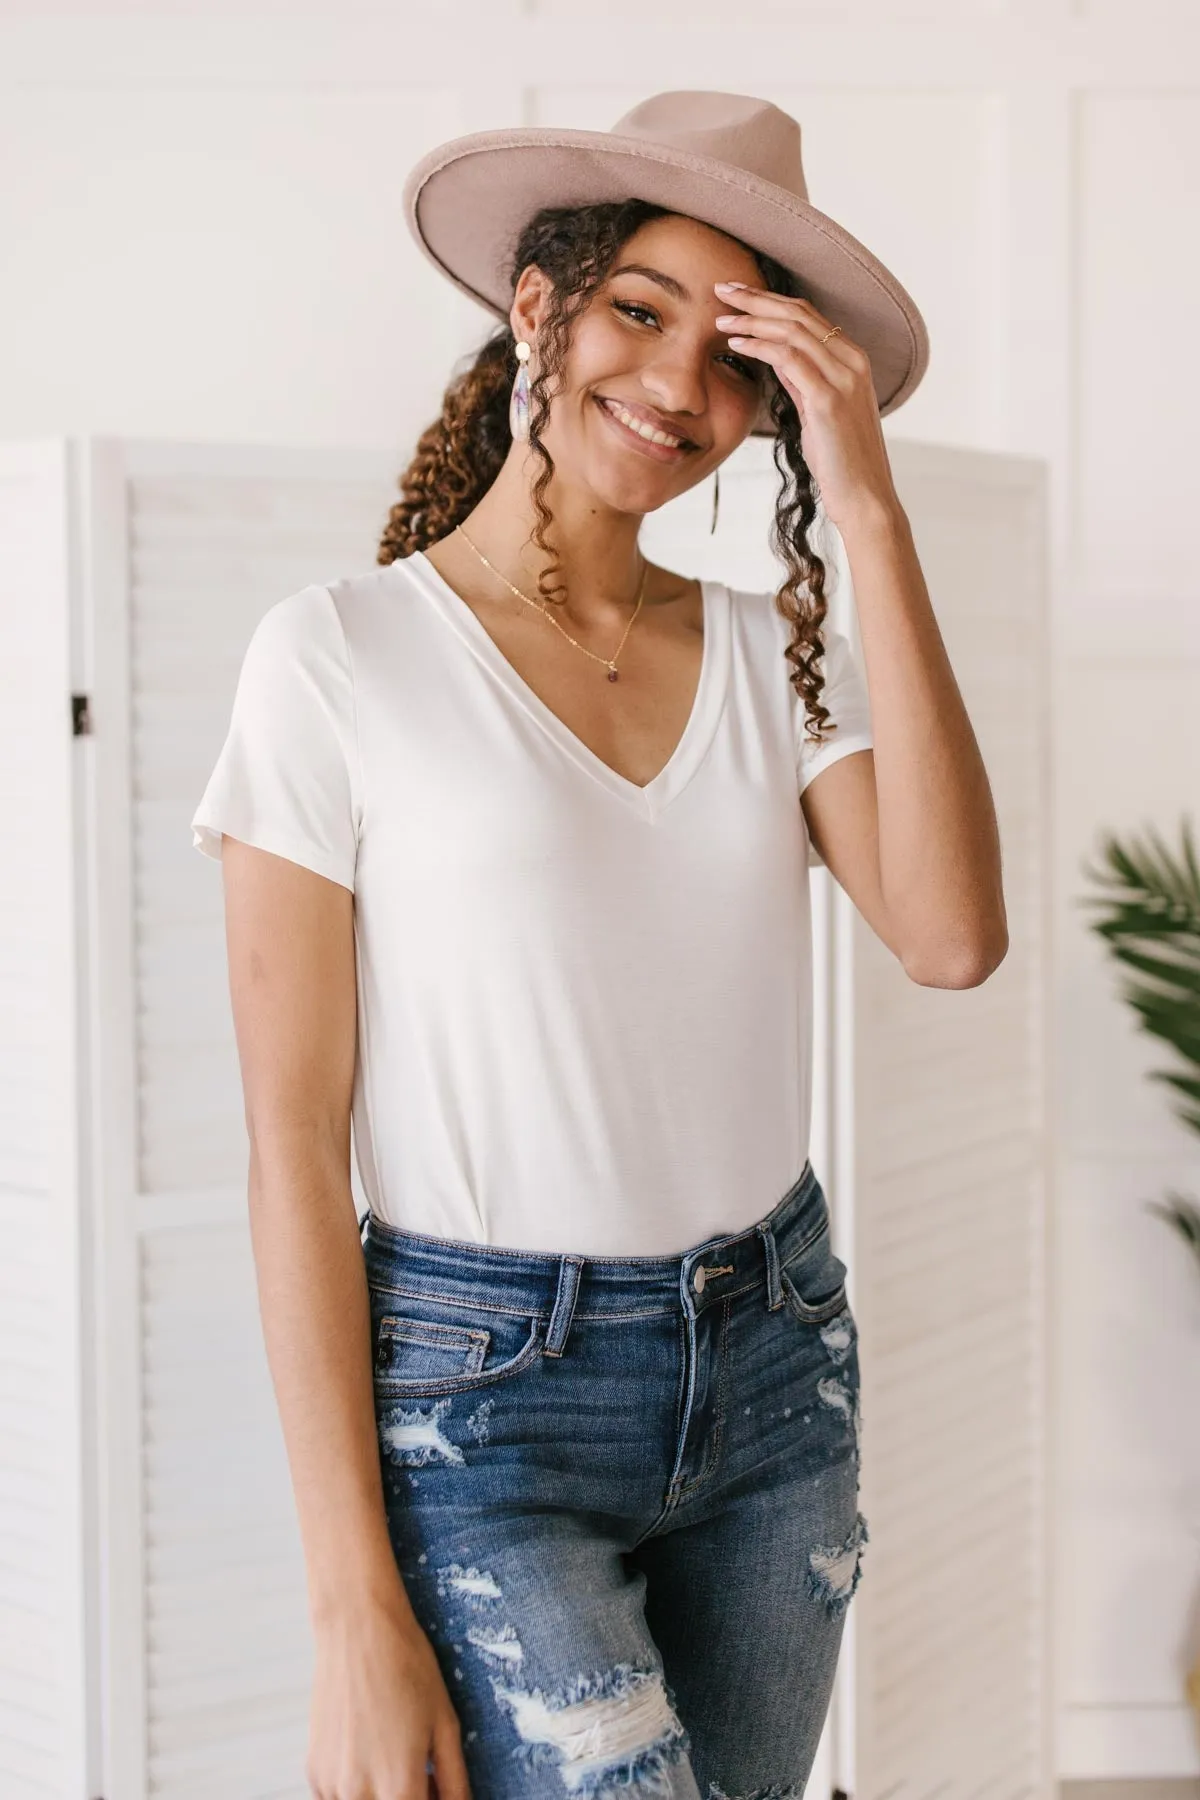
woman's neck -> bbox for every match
[453,445,652,621]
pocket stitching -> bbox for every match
[779,1265,849,1326]
[378,1314,492,1377]
[373,1322,545,1397]
[368,1278,546,1322]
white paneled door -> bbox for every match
[0,434,1048,1800]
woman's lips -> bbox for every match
[594,395,694,462]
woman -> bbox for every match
[192,90,1006,1800]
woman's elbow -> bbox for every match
[903,922,1010,989]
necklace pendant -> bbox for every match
[607,666,619,682]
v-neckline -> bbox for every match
[407,548,731,821]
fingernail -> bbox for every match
[715,281,747,291]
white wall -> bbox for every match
[2,0,1198,1781]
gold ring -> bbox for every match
[820,326,843,345]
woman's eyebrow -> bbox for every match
[608,263,691,303]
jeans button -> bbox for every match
[692,1265,706,1294]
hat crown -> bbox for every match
[608,91,808,203]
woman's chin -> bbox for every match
[583,443,695,511]
[586,472,674,517]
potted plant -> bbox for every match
[1079,815,1200,1733]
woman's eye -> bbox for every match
[611,299,657,326]
[610,298,757,384]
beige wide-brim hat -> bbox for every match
[402,90,930,437]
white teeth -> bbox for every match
[604,400,684,448]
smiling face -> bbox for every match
[508,212,769,517]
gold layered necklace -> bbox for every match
[454,524,647,682]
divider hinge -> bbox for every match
[71,694,92,737]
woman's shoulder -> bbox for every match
[237,580,346,682]
[247,555,431,662]
[717,575,788,655]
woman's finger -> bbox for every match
[429,1711,472,1800]
[719,311,859,385]
[714,284,864,366]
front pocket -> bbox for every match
[375,1315,491,1380]
[372,1305,545,1396]
[779,1229,850,1326]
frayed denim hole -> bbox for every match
[378,1397,465,1466]
[806,1510,869,1618]
[490,1659,691,1797]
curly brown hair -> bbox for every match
[378,199,837,747]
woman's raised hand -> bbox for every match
[713,279,901,536]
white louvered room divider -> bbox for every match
[834,447,1052,1800]
[0,433,1049,1800]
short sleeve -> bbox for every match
[190,584,362,891]
[795,624,873,868]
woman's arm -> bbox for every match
[801,505,1009,988]
[220,835,470,1800]
[711,280,1008,987]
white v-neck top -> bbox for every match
[191,549,873,1255]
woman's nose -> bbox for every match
[637,353,707,420]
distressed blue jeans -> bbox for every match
[361,1159,866,1799]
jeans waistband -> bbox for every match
[361,1160,831,1355]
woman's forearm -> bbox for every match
[841,502,1007,981]
[246,1125,414,1630]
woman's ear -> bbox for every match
[509,264,551,348]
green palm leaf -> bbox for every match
[1147,1193,1200,1275]
[1078,817,1200,1269]
[1077,815,1200,1136]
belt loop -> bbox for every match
[358,1207,371,1245]
[544,1255,585,1357]
[758,1221,784,1311]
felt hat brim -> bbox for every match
[402,125,930,436]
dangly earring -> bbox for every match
[710,465,720,534]
[509,339,532,441]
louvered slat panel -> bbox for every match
[141,1220,310,1800]
[127,465,396,1197]
[122,451,397,1796]
[850,444,1048,1800]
